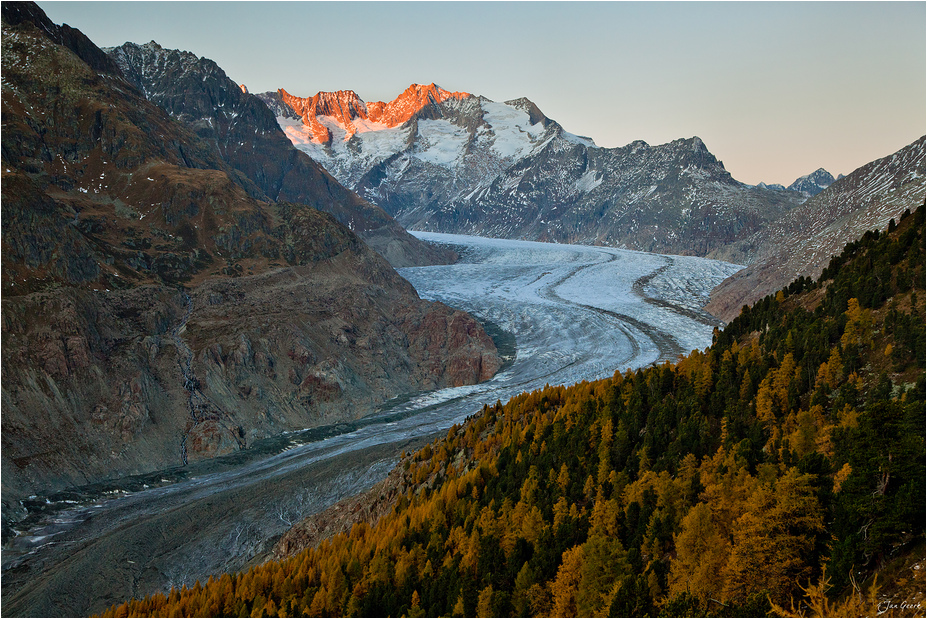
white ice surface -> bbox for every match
[402,233,742,386]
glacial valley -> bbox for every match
[1,234,740,617]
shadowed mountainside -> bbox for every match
[1,2,498,525]
[104,41,454,268]
[706,136,926,322]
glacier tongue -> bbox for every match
[401,232,743,382]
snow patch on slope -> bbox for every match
[480,101,546,159]
[415,119,469,165]
[574,169,603,193]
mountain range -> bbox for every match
[3,3,925,617]
[706,136,925,321]
[756,168,840,197]
[103,41,452,268]
[263,84,815,256]
[268,82,923,315]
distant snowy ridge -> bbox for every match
[265,83,803,257]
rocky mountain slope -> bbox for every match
[1,2,498,518]
[104,204,926,618]
[705,136,926,322]
[103,41,452,268]
[267,85,805,256]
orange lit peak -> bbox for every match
[280,84,471,144]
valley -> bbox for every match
[1,234,740,617]
[2,4,922,616]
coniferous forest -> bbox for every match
[104,207,925,617]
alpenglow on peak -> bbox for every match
[276,83,471,144]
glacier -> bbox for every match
[1,235,742,616]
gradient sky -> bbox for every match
[37,1,926,186]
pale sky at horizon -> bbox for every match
[36,1,926,186]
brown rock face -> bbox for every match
[1,232,500,506]
[1,5,499,510]
[402,304,502,387]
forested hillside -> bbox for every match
[104,207,925,617]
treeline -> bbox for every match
[104,207,925,618]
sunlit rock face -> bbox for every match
[277,83,471,145]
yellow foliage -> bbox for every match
[724,469,825,605]
[549,545,584,617]
[557,463,570,494]
[476,584,494,618]
[668,502,730,607]
[833,463,853,493]
[769,573,883,618]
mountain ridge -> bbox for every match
[277,83,472,145]
[105,41,454,268]
[270,84,805,256]
[706,135,926,322]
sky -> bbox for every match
[36,1,926,185]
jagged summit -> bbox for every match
[278,83,471,144]
[370,82,470,127]
[787,167,836,197]
[756,167,837,197]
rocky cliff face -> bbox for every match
[1,3,498,513]
[705,136,926,322]
[104,42,453,268]
[270,85,805,256]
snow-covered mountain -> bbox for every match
[261,85,805,256]
[105,43,453,267]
